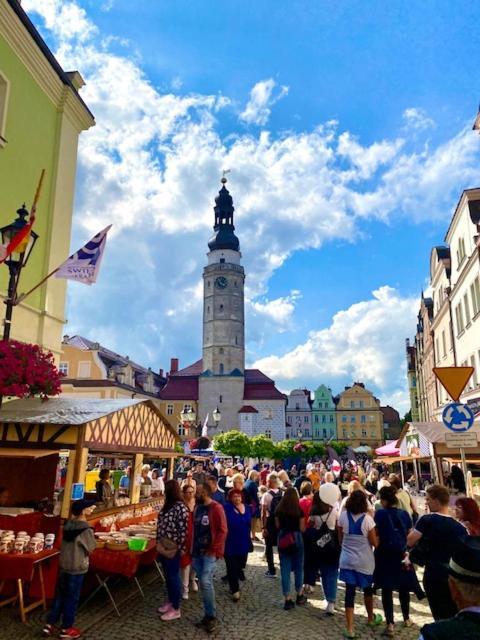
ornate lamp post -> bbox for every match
[0,205,38,341]
[212,406,221,429]
[297,428,303,441]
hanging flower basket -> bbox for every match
[0,340,62,400]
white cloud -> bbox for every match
[403,107,435,131]
[250,290,301,331]
[253,286,418,414]
[240,78,289,126]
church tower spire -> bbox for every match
[199,177,246,431]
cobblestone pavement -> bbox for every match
[0,543,432,640]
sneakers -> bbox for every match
[296,594,307,606]
[190,579,199,592]
[194,616,216,633]
[59,629,81,639]
[326,601,335,616]
[42,624,57,637]
[182,586,189,600]
[232,591,240,602]
[160,608,181,622]
[284,599,295,611]
[264,571,276,578]
[157,601,172,614]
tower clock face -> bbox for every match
[215,276,228,289]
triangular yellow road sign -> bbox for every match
[433,366,475,402]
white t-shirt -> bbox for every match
[261,488,281,515]
[338,510,375,536]
[310,505,339,531]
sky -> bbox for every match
[22,0,480,415]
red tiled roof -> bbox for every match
[244,383,286,400]
[173,359,203,377]
[245,369,274,384]
[159,377,198,400]
[239,405,258,413]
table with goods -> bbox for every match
[83,502,163,616]
[0,520,60,623]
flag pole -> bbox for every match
[15,266,60,305]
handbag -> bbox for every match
[312,510,340,563]
[278,531,297,553]
[157,537,178,559]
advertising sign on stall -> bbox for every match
[71,483,85,501]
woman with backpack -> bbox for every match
[306,484,341,615]
[275,487,307,610]
[374,485,419,636]
[338,490,382,639]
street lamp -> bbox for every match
[0,205,38,341]
[212,407,221,427]
[297,428,303,441]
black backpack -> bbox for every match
[383,509,407,555]
[266,489,283,533]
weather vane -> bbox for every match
[221,169,231,184]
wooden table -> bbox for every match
[0,549,60,623]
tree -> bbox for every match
[213,430,251,458]
[330,441,347,455]
[250,434,275,461]
[272,439,297,461]
[0,340,62,400]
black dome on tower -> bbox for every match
[208,178,240,252]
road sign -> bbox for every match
[445,432,478,448]
[442,402,475,432]
[433,366,474,402]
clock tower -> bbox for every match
[199,178,245,430]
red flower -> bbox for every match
[0,340,62,401]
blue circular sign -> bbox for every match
[442,402,475,432]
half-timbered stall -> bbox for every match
[0,398,178,620]
[0,397,178,520]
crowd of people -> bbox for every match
[42,457,480,639]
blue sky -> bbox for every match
[24,1,480,413]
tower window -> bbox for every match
[207,281,210,288]
[234,281,237,287]
[219,395,223,403]
[219,347,224,354]
[235,336,238,345]
[219,304,224,311]
[207,306,210,313]
[219,363,224,375]
[220,258,225,264]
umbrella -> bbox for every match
[353,445,372,453]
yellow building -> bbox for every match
[0,1,94,358]
[60,335,166,403]
[336,382,384,448]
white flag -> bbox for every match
[202,413,209,438]
[55,225,111,285]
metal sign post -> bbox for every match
[434,366,475,497]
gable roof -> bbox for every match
[239,405,258,413]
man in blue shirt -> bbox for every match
[119,466,131,494]
[206,474,225,505]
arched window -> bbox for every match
[219,304,224,311]
[219,347,224,354]
[219,363,224,375]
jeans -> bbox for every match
[424,576,458,621]
[318,562,339,603]
[224,554,247,594]
[160,554,182,610]
[47,572,84,630]
[265,538,276,575]
[279,534,304,597]
[193,555,217,618]
[381,588,410,625]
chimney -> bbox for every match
[159,368,164,378]
[170,358,179,374]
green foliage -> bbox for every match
[250,434,275,460]
[174,442,184,454]
[213,430,251,458]
[272,439,296,460]
[330,441,347,455]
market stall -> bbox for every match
[396,420,480,496]
[0,397,178,621]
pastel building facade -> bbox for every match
[0,0,94,358]
[311,384,336,440]
[335,383,383,448]
[286,389,312,440]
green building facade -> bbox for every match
[311,384,337,440]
